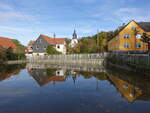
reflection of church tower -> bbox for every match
[70,30,78,47]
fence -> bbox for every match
[108,53,150,66]
[26,53,107,66]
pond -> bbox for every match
[0,63,150,113]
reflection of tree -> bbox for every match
[77,71,107,80]
[0,64,25,81]
[46,69,57,77]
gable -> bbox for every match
[108,20,146,43]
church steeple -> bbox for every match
[73,29,77,39]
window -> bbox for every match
[136,44,142,48]
[44,46,47,49]
[39,39,42,43]
[57,45,60,49]
[131,26,136,30]
[136,34,141,39]
[124,34,130,39]
[124,43,130,48]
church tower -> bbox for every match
[70,29,78,47]
[73,29,77,39]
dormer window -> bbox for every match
[124,34,130,39]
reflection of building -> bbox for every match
[56,70,65,76]
[0,71,19,81]
[108,74,142,102]
[0,64,24,82]
[28,68,66,86]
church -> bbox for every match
[70,30,78,47]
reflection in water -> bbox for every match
[0,64,25,81]
[28,68,66,86]
[26,63,150,102]
[108,74,142,102]
[0,63,150,113]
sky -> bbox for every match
[0,0,150,45]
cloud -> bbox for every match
[114,7,150,22]
[0,12,33,21]
[0,3,13,11]
[0,26,32,32]
[0,3,33,22]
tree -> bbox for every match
[0,47,7,62]
[46,46,61,54]
[12,39,26,59]
[141,33,150,50]
[12,39,26,54]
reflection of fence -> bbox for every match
[26,53,107,65]
[26,63,106,73]
[108,53,150,66]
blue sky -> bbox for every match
[0,0,149,45]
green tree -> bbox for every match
[12,39,26,54]
[12,39,26,59]
[46,46,61,54]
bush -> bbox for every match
[46,46,61,55]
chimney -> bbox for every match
[53,33,56,38]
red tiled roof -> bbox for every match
[39,34,66,44]
[0,37,16,49]
[41,76,65,86]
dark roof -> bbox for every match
[137,22,150,32]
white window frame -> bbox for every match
[136,34,141,39]
[124,43,130,48]
[124,34,130,39]
[136,44,142,48]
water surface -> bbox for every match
[0,64,150,113]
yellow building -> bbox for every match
[108,20,150,51]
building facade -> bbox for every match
[108,20,150,51]
[26,34,66,55]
